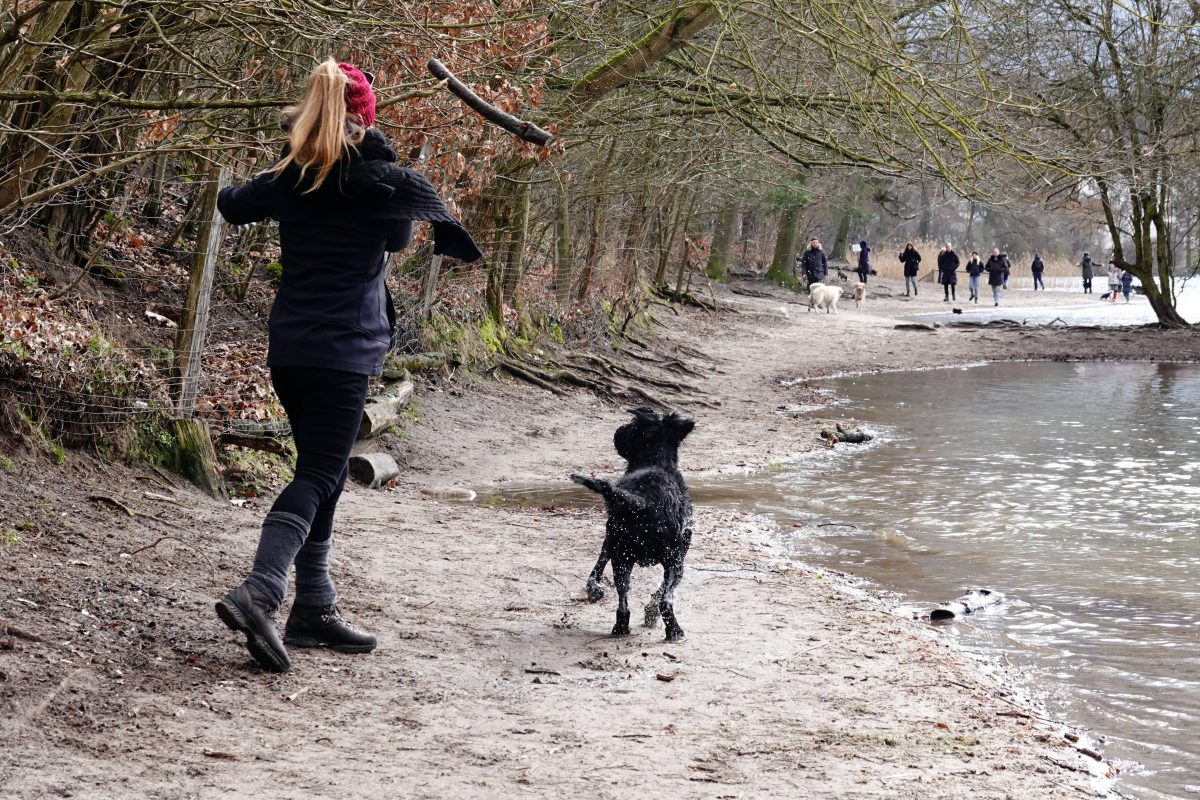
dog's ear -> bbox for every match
[663,413,695,442]
[628,406,659,422]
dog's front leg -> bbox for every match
[611,559,633,636]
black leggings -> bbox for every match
[270,366,370,543]
[1033,274,1044,290]
[856,269,869,284]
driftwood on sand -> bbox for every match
[819,424,874,444]
[929,589,1004,621]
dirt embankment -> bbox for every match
[5,278,1193,799]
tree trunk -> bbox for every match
[654,192,686,285]
[576,200,605,303]
[553,178,573,306]
[766,205,801,287]
[706,202,737,282]
[830,208,853,262]
[502,181,530,304]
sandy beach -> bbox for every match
[5,276,1197,799]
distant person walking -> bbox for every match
[856,240,871,284]
[985,249,1008,306]
[1031,253,1045,290]
[801,237,828,288]
[1107,260,1121,302]
[899,242,922,297]
[937,242,959,302]
[965,251,984,303]
[1080,252,1094,293]
[1120,268,1134,303]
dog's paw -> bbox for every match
[611,623,631,637]
[664,627,686,643]
[643,604,661,629]
[586,581,605,603]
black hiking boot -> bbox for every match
[285,605,377,654]
[215,584,291,673]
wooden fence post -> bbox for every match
[421,253,443,317]
[171,162,229,500]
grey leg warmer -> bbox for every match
[293,537,338,608]
[244,511,310,609]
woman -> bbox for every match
[936,242,959,302]
[856,239,871,284]
[214,60,480,672]
[1108,260,1122,302]
[1120,268,1134,303]
[965,251,984,303]
[1030,253,1045,290]
[898,242,922,297]
[985,248,1008,306]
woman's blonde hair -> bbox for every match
[269,58,365,193]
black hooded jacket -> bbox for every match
[899,247,922,277]
[937,250,960,285]
[218,130,480,376]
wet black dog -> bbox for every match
[571,407,695,642]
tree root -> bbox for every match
[653,285,719,311]
[497,360,569,396]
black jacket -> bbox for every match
[899,247,922,277]
[1031,256,1044,274]
[857,242,871,270]
[801,247,828,283]
[1081,256,1094,279]
[218,130,481,376]
[985,254,1009,287]
[965,257,984,277]
[937,250,960,285]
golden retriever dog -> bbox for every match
[853,282,867,309]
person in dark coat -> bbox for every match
[213,60,480,673]
[985,248,1008,306]
[800,237,828,288]
[1080,252,1094,293]
[1030,253,1045,290]
[965,251,984,303]
[936,242,960,302]
[899,242,922,296]
[1120,268,1134,302]
[856,240,871,284]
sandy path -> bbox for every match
[6,277,1194,799]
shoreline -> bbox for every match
[6,276,1198,797]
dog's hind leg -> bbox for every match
[643,576,664,628]
[658,558,686,642]
[611,559,633,636]
[585,541,610,603]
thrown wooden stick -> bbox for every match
[427,59,553,146]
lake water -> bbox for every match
[780,362,1200,799]
[910,279,1200,327]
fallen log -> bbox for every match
[357,378,415,439]
[819,426,874,444]
[894,322,939,331]
[929,589,1004,621]
[218,432,293,456]
[348,453,400,489]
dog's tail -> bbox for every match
[570,474,648,512]
[571,473,612,497]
